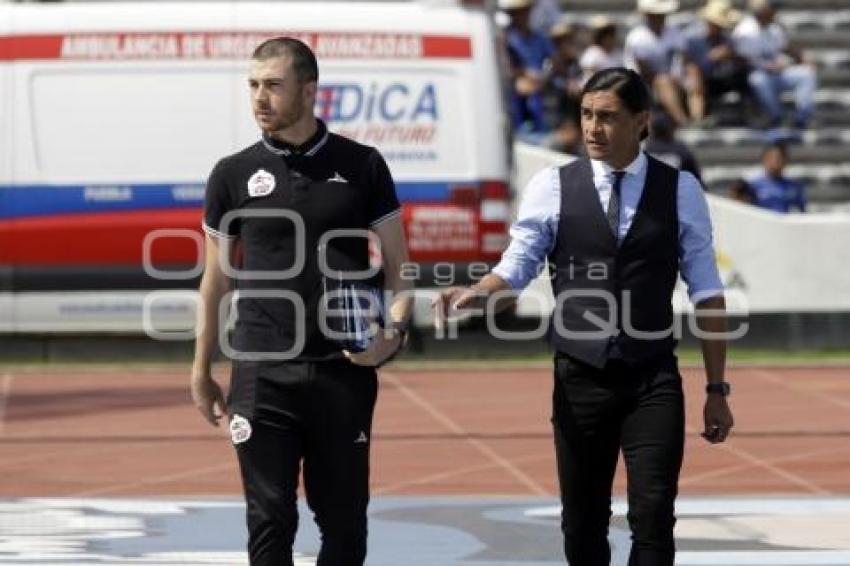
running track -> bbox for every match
[1,363,848,498]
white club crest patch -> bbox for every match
[229,414,252,445]
[247,169,276,197]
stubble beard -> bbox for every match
[272,104,304,133]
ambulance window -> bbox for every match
[30,68,241,180]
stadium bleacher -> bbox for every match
[558,0,850,211]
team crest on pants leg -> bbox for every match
[229,414,252,444]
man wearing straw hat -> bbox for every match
[682,0,748,125]
[624,0,691,126]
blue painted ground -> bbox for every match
[1,497,849,565]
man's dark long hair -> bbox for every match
[582,67,652,140]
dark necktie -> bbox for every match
[607,171,626,239]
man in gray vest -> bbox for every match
[434,67,734,565]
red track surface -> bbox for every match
[1,364,848,497]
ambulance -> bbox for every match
[0,0,512,332]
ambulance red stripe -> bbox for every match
[0,32,472,61]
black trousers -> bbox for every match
[552,352,685,566]
[230,360,378,566]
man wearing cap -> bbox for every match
[682,0,749,125]
[501,0,555,133]
[624,0,690,126]
[732,0,817,129]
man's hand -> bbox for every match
[702,394,734,444]
[515,72,544,96]
[431,286,487,330]
[708,44,734,62]
[765,60,788,73]
[191,371,228,427]
[344,326,403,367]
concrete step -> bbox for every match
[702,162,850,203]
[558,0,850,12]
[691,144,849,166]
[788,30,850,49]
[807,49,850,71]
[800,107,850,126]
[678,127,850,148]
[708,182,850,204]
[818,69,850,88]
[557,10,850,36]
[697,90,850,127]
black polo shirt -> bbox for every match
[203,119,401,360]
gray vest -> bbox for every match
[547,155,680,368]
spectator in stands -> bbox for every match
[747,141,806,212]
[624,0,691,126]
[728,178,754,204]
[501,0,555,133]
[531,0,563,37]
[645,113,703,182]
[579,16,624,85]
[682,0,749,126]
[543,20,584,130]
[540,115,585,155]
[732,0,817,129]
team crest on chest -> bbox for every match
[247,169,276,197]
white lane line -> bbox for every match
[381,372,549,496]
[70,461,235,497]
[526,496,850,517]
[680,443,850,487]
[374,452,551,495]
[684,423,830,496]
[676,550,850,564]
[751,368,850,412]
[0,372,14,434]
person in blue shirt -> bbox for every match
[501,0,555,133]
[746,141,806,212]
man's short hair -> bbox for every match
[762,140,789,158]
[593,24,618,46]
[582,67,652,139]
[252,37,319,84]
[650,113,675,141]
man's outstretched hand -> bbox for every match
[431,287,486,329]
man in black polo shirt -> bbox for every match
[435,68,734,565]
[190,37,413,566]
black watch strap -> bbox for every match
[706,382,731,396]
[375,320,410,369]
[388,320,410,342]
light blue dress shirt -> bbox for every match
[491,152,724,302]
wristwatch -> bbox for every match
[705,382,731,396]
[376,320,410,369]
[387,319,410,345]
